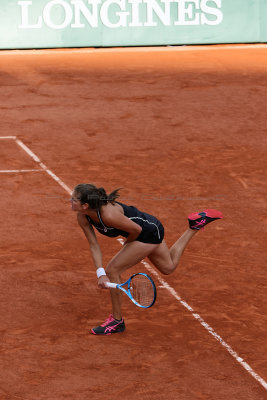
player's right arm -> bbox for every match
[77,212,109,288]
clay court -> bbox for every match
[0,45,266,399]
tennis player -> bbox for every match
[71,183,223,335]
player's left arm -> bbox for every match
[102,208,142,244]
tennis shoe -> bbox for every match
[188,209,223,230]
[91,314,125,335]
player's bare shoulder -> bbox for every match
[102,202,123,222]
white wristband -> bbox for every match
[96,267,106,278]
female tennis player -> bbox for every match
[71,183,223,335]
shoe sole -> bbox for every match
[188,209,223,221]
[91,328,125,335]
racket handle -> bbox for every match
[105,282,118,289]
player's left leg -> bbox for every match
[105,241,159,320]
[91,241,159,335]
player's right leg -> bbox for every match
[148,209,223,274]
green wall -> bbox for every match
[0,0,266,49]
[260,0,267,41]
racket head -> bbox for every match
[127,273,157,308]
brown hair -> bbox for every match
[74,183,121,209]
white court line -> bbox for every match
[2,136,267,390]
[0,169,43,173]
[141,260,267,389]
[0,43,267,56]
[15,139,72,194]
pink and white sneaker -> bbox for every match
[91,314,125,335]
[188,209,223,230]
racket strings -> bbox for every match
[130,274,155,307]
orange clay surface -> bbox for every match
[0,45,266,400]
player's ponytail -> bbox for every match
[107,188,121,203]
[74,183,121,209]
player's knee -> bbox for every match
[161,263,175,275]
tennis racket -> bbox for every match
[105,273,157,308]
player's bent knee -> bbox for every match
[161,263,175,275]
[165,264,175,275]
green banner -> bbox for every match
[260,0,267,41]
[0,0,266,49]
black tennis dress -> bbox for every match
[86,201,164,244]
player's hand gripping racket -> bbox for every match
[105,273,157,308]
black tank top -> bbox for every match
[85,201,163,242]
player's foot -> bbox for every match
[188,209,223,230]
[91,314,125,335]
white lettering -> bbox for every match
[144,0,172,27]
[174,0,200,26]
[71,0,101,28]
[17,0,224,30]
[201,0,223,25]
[100,0,129,28]
[18,1,42,28]
[43,0,73,29]
[129,0,143,27]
